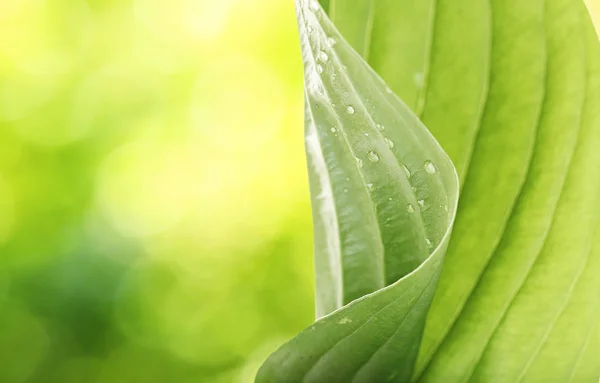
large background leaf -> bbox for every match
[325,0,600,381]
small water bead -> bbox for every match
[414,72,424,87]
[401,163,411,178]
[367,151,380,163]
[367,183,374,189]
[412,186,417,192]
[338,317,352,324]
[330,127,336,133]
[406,204,415,213]
[384,137,394,149]
[316,64,323,74]
[425,238,433,248]
[309,0,320,11]
[418,199,426,209]
[317,51,329,62]
[376,123,385,131]
[364,133,369,137]
[307,26,313,33]
[346,106,355,114]
[424,160,437,174]
[355,157,363,168]
[327,37,336,47]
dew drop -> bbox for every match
[346,106,355,114]
[318,51,329,62]
[412,186,417,192]
[385,87,393,94]
[330,127,336,133]
[414,72,424,87]
[384,137,394,149]
[376,123,385,131]
[355,157,363,168]
[407,204,415,213]
[388,197,393,201]
[307,25,313,33]
[309,0,320,12]
[327,37,336,47]
[367,151,380,163]
[367,183,374,189]
[364,132,369,137]
[424,160,437,174]
[316,64,323,74]
[425,238,433,248]
[418,199,426,209]
[401,163,411,178]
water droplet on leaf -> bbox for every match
[367,151,380,163]
[318,51,329,62]
[424,160,437,174]
[384,137,394,149]
[414,72,424,87]
[401,163,411,178]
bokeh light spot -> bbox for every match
[97,141,194,238]
[0,176,16,245]
[190,56,287,153]
[134,0,236,43]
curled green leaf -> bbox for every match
[256,1,459,382]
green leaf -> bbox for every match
[258,0,600,381]
[256,1,458,382]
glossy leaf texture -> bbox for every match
[255,1,459,382]
[327,0,600,381]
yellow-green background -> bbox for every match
[0,1,597,382]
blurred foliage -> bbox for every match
[0,0,314,381]
[0,0,598,382]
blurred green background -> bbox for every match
[0,1,598,382]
